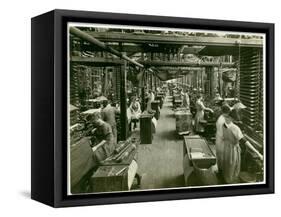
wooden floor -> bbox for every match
[136,96,186,190]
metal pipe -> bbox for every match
[70,27,144,68]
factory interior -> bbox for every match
[69,26,264,194]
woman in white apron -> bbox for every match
[215,104,231,173]
[222,110,246,183]
[194,95,213,134]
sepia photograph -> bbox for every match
[67,22,265,195]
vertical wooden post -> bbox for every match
[206,66,217,98]
[141,87,145,112]
[201,68,204,92]
[114,67,120,102]
[150,73,153,90]
[195,71,198,89]
[214,67,218,96]
[218,67,223,97]
[154,75,157,92]
[119,59,128,140]
[141,69,146,112]
[102,67,107,96]
[211,67,217,98]
[236,51,241,99]
[138,71,142,98]
[205,66,211,97]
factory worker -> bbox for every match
[215,104,231,174]
[146,90,155,112]
[222,109,247,183]
[213,93,223,103]
[231,100,246,129]
[90,111,116,162]
[129,97,142,130]
[212,94,223,117]
[101,99,120,144]
[182,88,190,110]
[194,94,213,134]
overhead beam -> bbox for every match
[154,70,188,81]
[71,56,122,67]
[77,43,144,53]
[73,43,204,54]
[157,67,204,71]
[85,31,263,47]
[138,60,235,67]
[71,56,235,67]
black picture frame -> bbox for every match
[31,9,274,207]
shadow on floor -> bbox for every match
[19,191,31,199]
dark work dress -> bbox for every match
[94,121,116,162]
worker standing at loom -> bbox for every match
[129,97,141,130]
[215,103,231,175]
[101,99,120,144]
[90,111,116,163]
[181,88,190,110]
[146,90,155,112]
[194,94,213,135]
[221,109,261,184]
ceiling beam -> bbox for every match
[138,60,235,67]
[71,56,122,67]
[84,31,263,47]
[157,67,204,71]
[74,43,204,54]
[71,56,235,67]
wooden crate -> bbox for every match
[175,110,192,133]
[91,160,138,192]
[92,165,129,192]
[174,99,183,108]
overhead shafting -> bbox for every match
[70,27,144,68]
